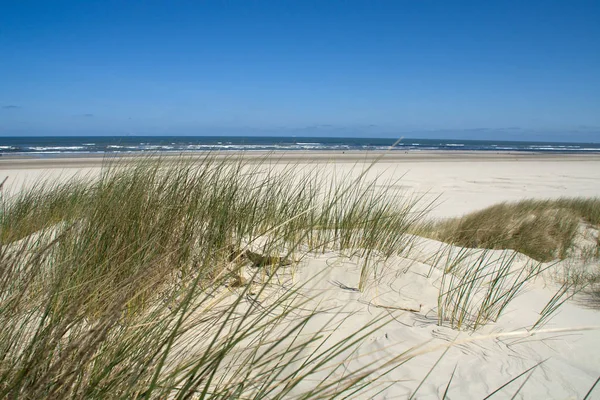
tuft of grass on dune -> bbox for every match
[420,198,600,263]
[0,155,427,398]
[0,177,92,243]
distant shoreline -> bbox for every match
[2,150,600,170]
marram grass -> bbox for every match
[0,155,427,398]
[421,197,600,262]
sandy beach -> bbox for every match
[3,151,600,218]
[2,152,600,398]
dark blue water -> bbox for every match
[0,136,599,155]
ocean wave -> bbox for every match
[27,146,86,151]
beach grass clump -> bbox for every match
[305,169,429,290]
[0,155,424,398]
[436,247,544,330]
[435,243,593,331]
[422,198,600,262]
[0,177,92,243]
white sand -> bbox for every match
[285,244,600,399]
[2,152,600,398]
[3,152,600,218]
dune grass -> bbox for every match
[0,155,429,398]
[422,198,600,328]
[421,198,600,262]
[435,247,550,330]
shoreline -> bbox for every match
[2,150,600,169]
[2,150,600,219]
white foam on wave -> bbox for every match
[27,146,86,151]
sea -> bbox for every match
[0,136,599,156]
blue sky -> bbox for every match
[1,1,600,142]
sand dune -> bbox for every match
[1,152,599,398]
